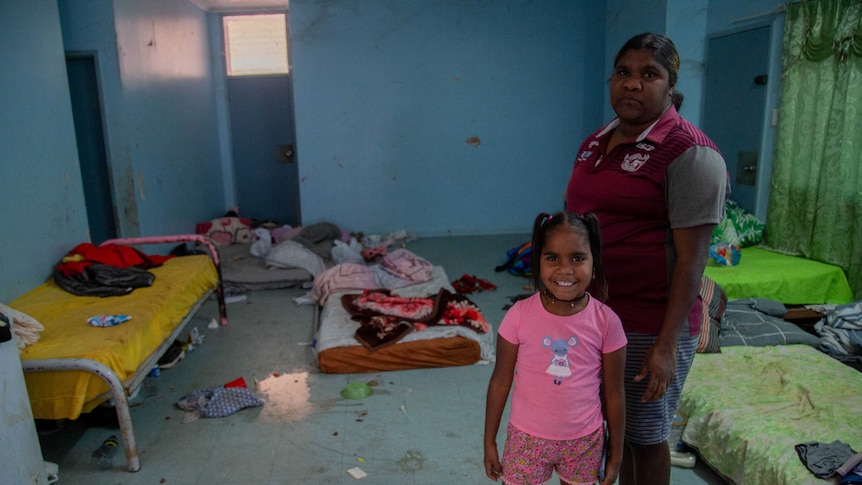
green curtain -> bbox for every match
[768,0,862,300]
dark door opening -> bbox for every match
[227,75,299,226]
[66,54,117,244]
[703,27,770,214]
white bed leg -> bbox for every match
[22,358,141,472]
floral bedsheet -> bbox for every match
[680,345,862,484]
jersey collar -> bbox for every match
[596,105,679,144]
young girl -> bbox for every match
[484,212,626,485]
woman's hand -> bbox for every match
[634,339,677,402]
[601,461,621,485]
[634,223,715,402]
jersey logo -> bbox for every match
[577,150,593,162]
[635,142,655,152]
[622,153,649,172]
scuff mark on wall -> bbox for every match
[118,163,140,238]
[137,171,146,201]
[466,136,481,146]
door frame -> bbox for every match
[216,11,300,226]
[65,50,118,244]
[705,18,783,221]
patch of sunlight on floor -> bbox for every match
[254,372,314,422]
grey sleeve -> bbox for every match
[666,145,728,229]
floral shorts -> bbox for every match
[501,423,604,485]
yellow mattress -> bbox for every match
[13,255,217,420]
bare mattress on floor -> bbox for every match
[217,243,312,292]
[313,266,495,374]
[680,345,862,484]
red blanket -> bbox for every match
[56,243,173,276]
[341,289,488,351]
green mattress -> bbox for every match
[704,247,854,304]
[680,345,862,485]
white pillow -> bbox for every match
[265,240,327,276]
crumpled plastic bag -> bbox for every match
[709,242,741,266]
[331,237,365,265]
[250,228,273,258]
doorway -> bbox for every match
[222,13,299,226]
[227,74,299,225]
[66,53,117,244]
[703,26,771,214]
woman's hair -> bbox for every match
[614,32,680,88]
[531,211,608,302]
[672,90,684,111]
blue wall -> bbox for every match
[0,1,76,481]
[290,0,606,236]
[1,1,89,300]
[111,0,225,236]
[1,0,785,293]
[59,0,225,240]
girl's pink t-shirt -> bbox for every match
[498,293,626,440]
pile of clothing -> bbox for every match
[53,243,172,297]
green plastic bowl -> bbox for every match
[341,382,372,400]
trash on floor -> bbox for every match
[187,326,204,348]
[44,460,59,484]
[91,435,119,470]
[451,274,497,294]
[175,378,263,423]
[341,382,372,400]
[157,340,185,369]
[347,466,367,479]
[224,376,247,388]
[225,293,248,304]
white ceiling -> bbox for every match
[190,0,288,13]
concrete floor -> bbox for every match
[37,234,730,484]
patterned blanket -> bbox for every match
[341,289,488,351]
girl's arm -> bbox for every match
[484,334,518,481]
[601,345,626,485]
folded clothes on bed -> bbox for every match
[310,249,434,304]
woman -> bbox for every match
[564,33,727,485]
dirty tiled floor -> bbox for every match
[37,235,728,484]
